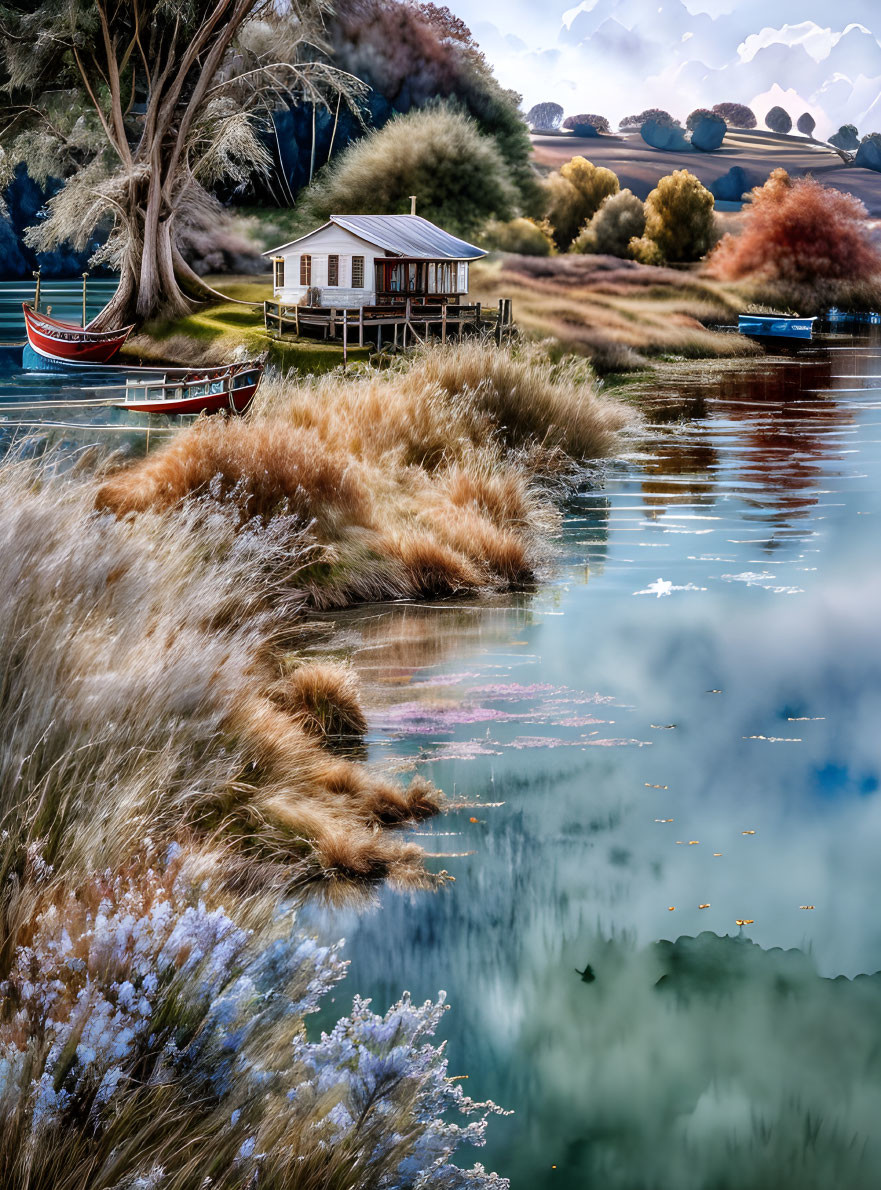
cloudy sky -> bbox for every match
[447,0,881,136]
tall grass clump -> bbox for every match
[0,464,438,892]
[95,342,630,606]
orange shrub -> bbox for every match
[708,169,881,284]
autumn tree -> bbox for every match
[631,170,715,263]
[572,188,645,257]
[707,168,881,284]
[0,0,361,326]
[544,155,619,250]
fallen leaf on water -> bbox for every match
[706,689,722,694]
[713,852,722,857]
[688,840,700,845]
[742,830,756,835]
[654,818,674,823]
[675,840,685,844]
[735,919,755,926]
[645,783,668,789]
[799,905,816,910]
[469,817,480,823]
[650,724,677,730]
[668,906,675,911]
[699,904,710,909]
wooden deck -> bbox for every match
[263,297,514,357]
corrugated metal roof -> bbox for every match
[329,215,486,260]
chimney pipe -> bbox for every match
[410,195,417,216]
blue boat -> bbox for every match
[826,307,881,325]
[738,314,817,341]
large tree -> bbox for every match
[0,0,362,325]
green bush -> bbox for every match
[481,217,555,255]
[304,105,517,237]
[572,188,646,257]
[544,155,619,250]
[631,169,716,263]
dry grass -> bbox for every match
[471,254,761,371]
[271,662,368,745]
[0,465,439,897]
[96,341,630,606]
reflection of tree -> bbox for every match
[637,354,857,533]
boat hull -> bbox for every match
[118,384,259,416]
[23,303,133,365]
[738,315,816,341]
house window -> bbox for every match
[300,254,312,285]
[352,256,364,287]
[457,262,468,292]
[328,254,339,286]
[272,257,285,289]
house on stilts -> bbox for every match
[263,213,513,351]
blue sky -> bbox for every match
[447,0,881,135]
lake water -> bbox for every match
[4,279,881,1186]
[305,333,881,1189]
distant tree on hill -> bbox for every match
[712,103,757,129]
[544,155,619,250]
[525,102,564,131]
[630,169,716,264]
[829,124,860,150]
[765,107,793,134]
[563,113,611,135]
[619,109,675,131]
[797,112,816,137]
[708,168,881,283]
[572,188,646,257]
[686,108,716,131]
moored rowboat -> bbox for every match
[22,303,134,364]
[116,362,263,415]
[738,314,817,341]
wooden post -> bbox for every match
[82,273,89,327]
[358,305,364,347]
[497,298,504,345]
[394,322,398,350]
[342,307,348,369]
[33,270,41,312]
[294,304,299,337]
[278,303,283,335]
[476,302,482,335]
[405,298,411,349]
[441,303,447,344]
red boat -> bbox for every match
[116,362,264,415]
[22,303,134,365]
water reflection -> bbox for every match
[308,329,881,1189]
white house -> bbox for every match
[264,214,486,308]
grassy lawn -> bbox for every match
[121,275,372,372]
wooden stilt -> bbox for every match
[294,304,299,337]
[342,308,348,369]
[442,304,447,344]
[358,305,364,346]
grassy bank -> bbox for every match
[470,254,762,372]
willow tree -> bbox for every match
[0,0,363,325]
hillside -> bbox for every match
[531,127,881,215]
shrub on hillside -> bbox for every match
[619,108,676,130]
[544,156,620,250]
[525,101,564,130]
[829,123,859,150]
[329,0,541,213]
[690,113,727,152]
[765,106,792,134]
[630,169,716,263]
[686,108,715,131]
[797,111,816,136]
[482,216,555,255]
[305,106,516,237]
[563,113,611,135]
[712,102,757,129]
[572,188,646,257]
[707,168,881,284]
